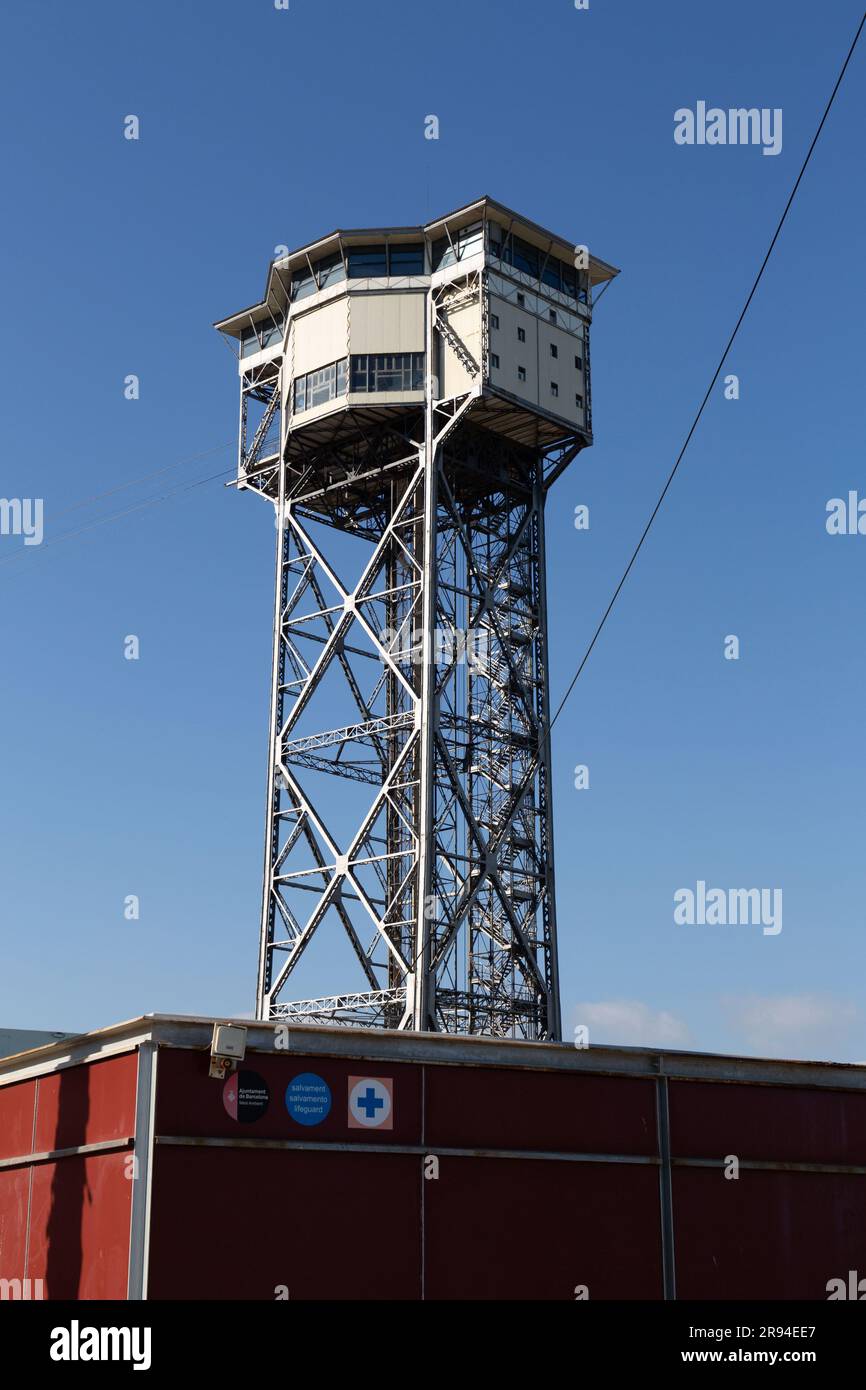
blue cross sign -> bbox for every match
[348,1076,393,1129]
[356,1086,384,1120]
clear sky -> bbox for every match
[1,0,864,1062]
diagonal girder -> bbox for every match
[253,342,566,1040]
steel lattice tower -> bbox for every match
[216,198,617,1038]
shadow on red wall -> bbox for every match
[44,1067,92,1298]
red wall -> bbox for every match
[154,1046,422,1146]
[0,1168,30,1284]
[0,1053,137,1300]
[673,1167,866,1300]
[424,1157,662,1300]
[147,1047,661,1300]
[26,1152,133,1300]
[5,1043,866,1301]
[150,1146,421,1300]
[669,1079,866,1298]
[669,1078,866,1165]
[0,1077,37,1161]
[424,1064,657,1155]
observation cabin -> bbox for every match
[215,196,619,510]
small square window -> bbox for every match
[550,343,558,359]
[517,327,526,342]
[550,382,559,397]
[518,366,526,382]
[575,393,583,408]
[548,309,557,324]
[491,313,499,330]
[516,292,525,307]
[490,352,500,368]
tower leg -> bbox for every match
[255,404,561,1039]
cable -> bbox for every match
[547,7,866,739]
[2,195,613,574]
[50,440,235,520]
[400,13,866,1009]
[0,465,235,569]
[270,12,866,1000]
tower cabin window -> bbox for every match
[488,227,588,305]
[489,232,539,277]
[316,251,345,290]
[289,243,425,301]
[388,243,425,275]
[431,222,483,270]
[240,319,283,357]
[293,358,348,413]
[351,353,425,392]
[347,244,425,278]
[347,245,387,278]
[291,264,318,302]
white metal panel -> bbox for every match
[291,297,349,376]
[349,292,425,354]
[537,317,584,427]
[127,1042,158,1300]
[488,293,586,428]
[3,1013,864,1091]
[440,300,481,398]
[487,296,539,406]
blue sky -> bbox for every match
[1,0,864,1061]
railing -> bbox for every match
[242,404,281,473]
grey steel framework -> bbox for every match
[225,204,608,1039]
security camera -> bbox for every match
[209,1023,247,1080]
